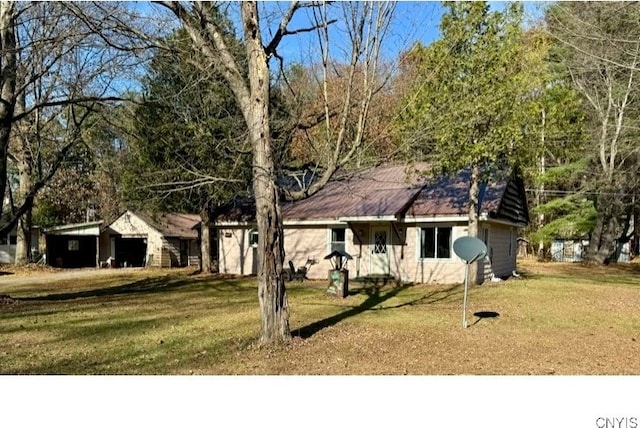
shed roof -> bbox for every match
[130,211,201,239]
[45,220,104,236]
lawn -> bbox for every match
[1,260,639,375]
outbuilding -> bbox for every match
[45,221,103,268]
[101,211,201,268]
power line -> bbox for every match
[525,188,640,197]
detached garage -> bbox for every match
[101,211,201,268]
[45,221,102,268]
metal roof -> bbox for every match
[214,164,523,225]
[132,212,201,239]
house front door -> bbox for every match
[370,226,390,275]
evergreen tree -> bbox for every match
[398,2,536,281]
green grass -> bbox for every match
[1,260,639,374]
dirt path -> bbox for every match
[0,267,145,288]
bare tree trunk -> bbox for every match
[588,193,620,264]
[468,164,481,284]
[0,1,17,216]
[15,210,31,264]
[242,3,290,344]
[14,83,31,264]
[160,0,292,344]
[200,217,211,273]
[596,216,618,264]
[15,136,32,265]
[537,109,546,260]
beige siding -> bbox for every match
[164,238,181,267]
[485,223,516,278]
[284,226,327,279]
[349,226,369,278]
[145,230,165,267]
[216,220,519,284]
[403,223,468,284]
[104,212,165,267]
[218,225,359,280]
[218,227,257,275]
[188,240,200,267]
[108,212,152,237]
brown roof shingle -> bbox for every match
[409,170,507,217]
[133,212,201,239]
[214,164,519,223]
[281,164,426,220]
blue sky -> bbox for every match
[248,2,548,66]
[137,1,549,80]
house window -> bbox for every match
[68,240,80,251]
[420,227,451,259]
[249,230,259,247]
[330,228,346,252]
[0,235,7,245]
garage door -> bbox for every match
[114,237,147,267]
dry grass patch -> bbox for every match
[1,260,639,374]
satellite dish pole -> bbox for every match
[453,236,487,328]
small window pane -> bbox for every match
[437,227,451,258]
[249,231,258,246]
[331,228,346,252]
[374,231,387,254]
[421,228,435,258]
[68,240,80,251]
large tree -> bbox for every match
[0,2,145,261]
[121,22,286,272]
[398,2,537,282]
[546,2,640,263]
[151,1,397,344]
[514,27,589,259]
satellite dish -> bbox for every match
[453,236,487,264]
[453,236,488,328]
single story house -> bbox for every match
[100,211,201,268]
[212,164,529,284]
[42,211,201,268]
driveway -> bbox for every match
[0,267,145,288]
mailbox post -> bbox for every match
[324,250,352,298]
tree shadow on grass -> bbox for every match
[15,275,213,302]
[293,283,461,339]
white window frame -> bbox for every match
[328,227,346,253]
[249,229,259,248]
[418,226,452,260]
